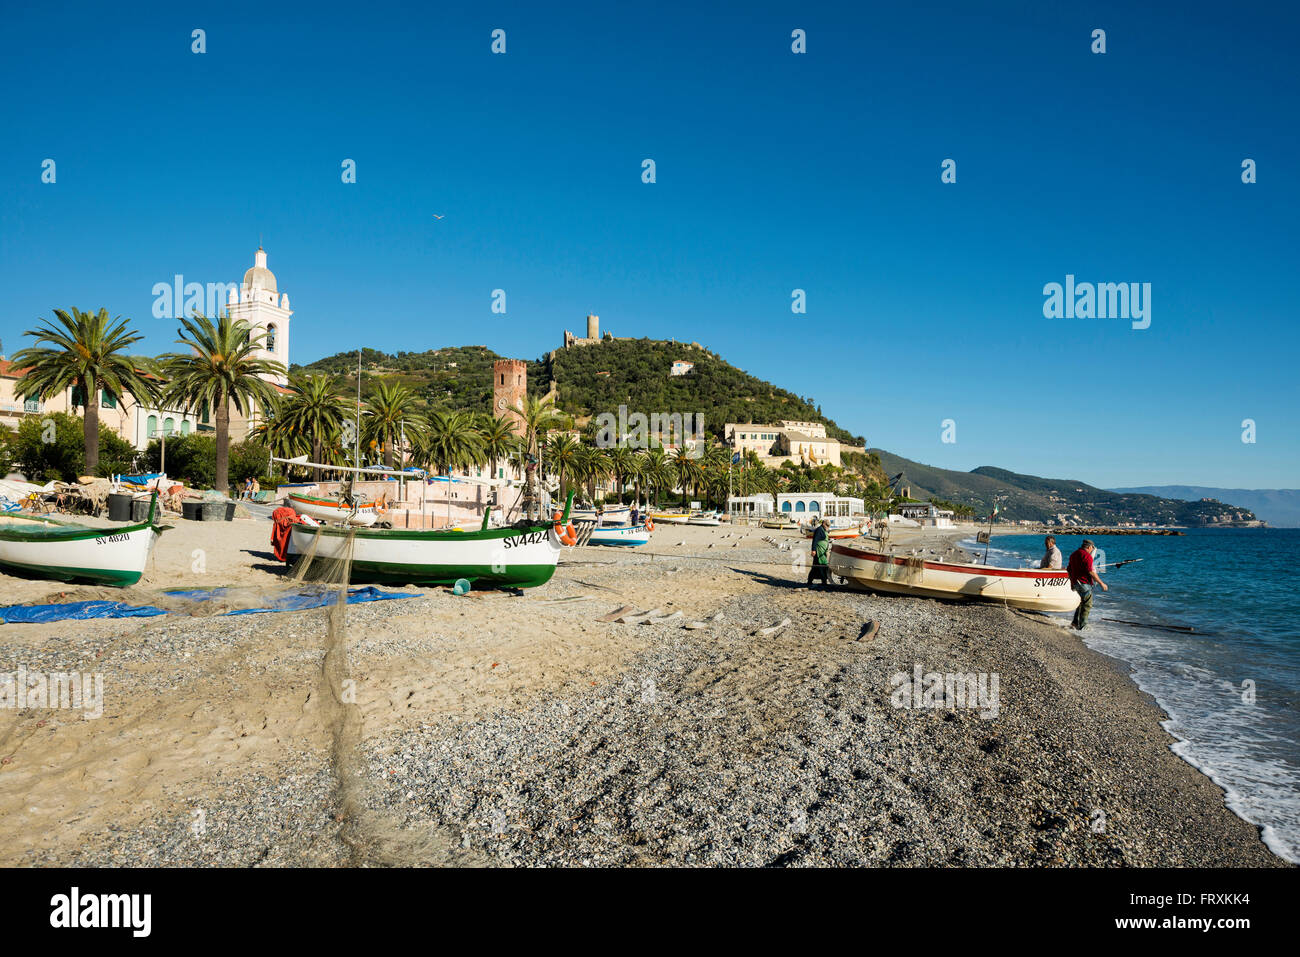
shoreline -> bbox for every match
[0,519,1286,866]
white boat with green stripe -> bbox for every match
[0,493,166,587]
[288,493,576,589]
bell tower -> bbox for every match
[492,359,527,435]
[225,246,291,386]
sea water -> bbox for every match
[962,528,1300,863]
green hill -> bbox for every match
[873,450,1263,527]
[295,339,866,445]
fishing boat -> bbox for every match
[585,522,651,547]
[687,510,722,526]
[761,515,799,530]
[650,511,690,525]
[0,493,165,587]
[287,493,576,588]
[801,520,864,540]
[570,504,631,525]
[829,541,1080,613]
[287,491,380,527]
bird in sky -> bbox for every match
[433,214,445,220]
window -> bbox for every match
[181,420,191,436]
[164,418,175,435]
[795,502,806,512]
[23,397,40,413]
[146,415,158,437]
[71,385,86,407]
[265,324,277,351]
[200,400,210,424]
[101,390,116,409]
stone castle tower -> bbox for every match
[493,359,527,435]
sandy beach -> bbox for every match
[0,516,1284,867]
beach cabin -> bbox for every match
[727,493,776,520]
[894,503,955,528]
[777,492,865,520]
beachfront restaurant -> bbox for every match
[777,492,866,520]
[727,493,776,519]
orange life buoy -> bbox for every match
[645,517,654,532]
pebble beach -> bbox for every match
[0,517,1284,867]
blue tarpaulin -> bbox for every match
[0,587,418,624]
[0,600,167,624]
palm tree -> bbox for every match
[670,447,704,509]
[512,395,565,518]
[10,307,159,475]
[639,447,673,508]
[607,446,639,505]
[270,373,349,479]
[420,409,484,477]
[158,314,285,493]
[364,380,422,469]
[573,445,611,503]
[477,414,519,483]
[546,433,581,501]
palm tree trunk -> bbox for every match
[82,376,100,475]
[215,392,231,493]
[312,436,323,482]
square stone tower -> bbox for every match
[493,358,527,435]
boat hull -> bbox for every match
[288,522,563,588]
[0,516,162,587]
[829,542,1080,613]
[571,506,630,524]
[287,493,379,527]
[650,512,689,525]
[586,523,651,547]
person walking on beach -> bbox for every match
[1040,535,1062,569]
[807,518,831,587]
[1067,539,1108,630]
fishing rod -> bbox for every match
[1100,558,1144,570]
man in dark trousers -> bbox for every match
[1067,539,1108,630]
[807,519,832,587]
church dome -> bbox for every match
[242,246,277,293]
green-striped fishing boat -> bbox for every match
[0,493,167,587]
[288,492,576,589]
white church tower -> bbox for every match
[224,246,291,386]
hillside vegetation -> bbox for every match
[296,339,865,445]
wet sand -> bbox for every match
[0,517,1284,866]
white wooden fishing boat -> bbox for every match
[571,504,630,525]
[287,491,380,527]
[687,511,722,526]
[801,519,864,539]
[650,511,690,525]
[761,515,799,529]
[287,495,575,588]
[829,541,1080,613]
[0,494,165,587]
[585,522,651,547]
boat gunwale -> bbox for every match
[831,542,1073,580]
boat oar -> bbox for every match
[1099,616,1212,636]
[1102,558,1144,569]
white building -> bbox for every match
[727,493,775,518]
[670,360,695,376]
[895,502,954,527]
[777,492,865,519]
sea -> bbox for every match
[960,527,1300,864]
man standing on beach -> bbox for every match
[807,518,831,587]
[1040,535,1062,569]
[1067,539,1108,630]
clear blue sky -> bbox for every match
[1,0,1295,488]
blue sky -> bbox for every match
[1,0,1296,488]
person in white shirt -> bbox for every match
[1040,535,1062,569]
